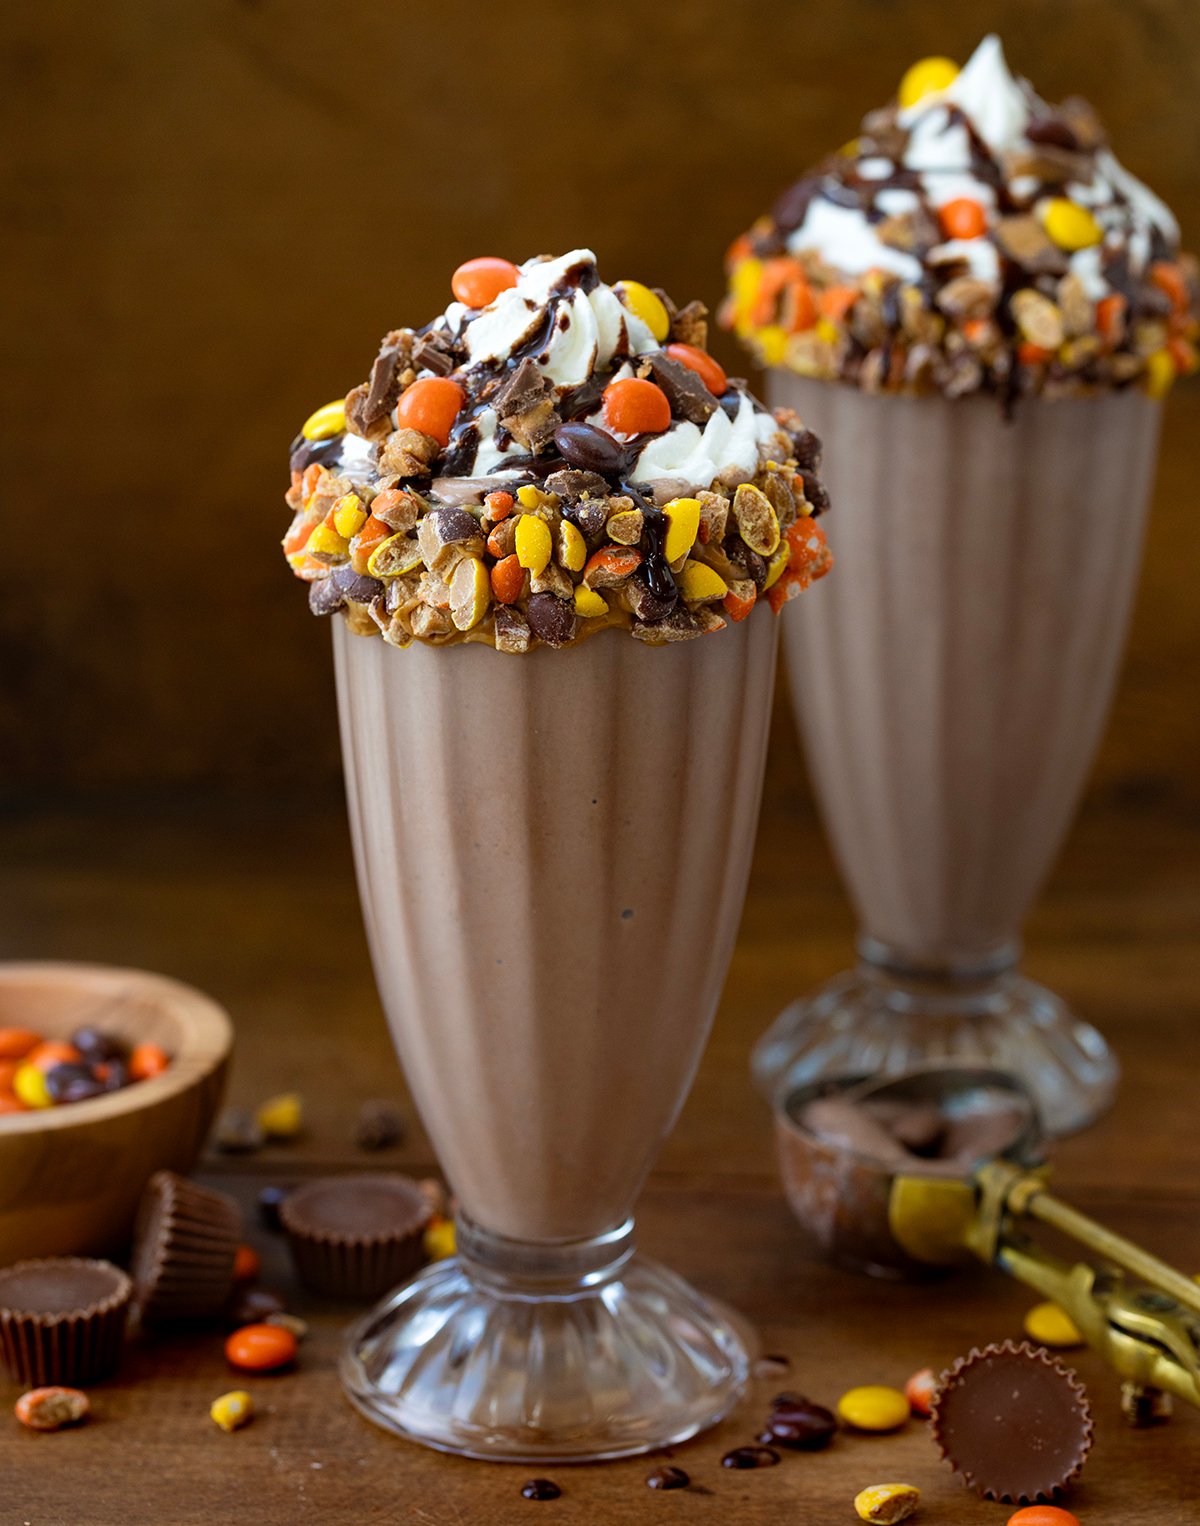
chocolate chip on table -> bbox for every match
[760,1397,837,1451]
[225,1286,286,1329]
[520,1479,562,1500]
[646,1466,690,1490]
[721,1445,781,1469]
[355,1099,406,1152]
[752,1353,792,1380]
[552,421,626,477]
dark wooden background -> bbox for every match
[3,0,1198,801]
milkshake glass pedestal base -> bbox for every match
[754,940,1116,1135]
[341,1217,751,1462]
[333,612,777,1460]
[756,377,1162,1136]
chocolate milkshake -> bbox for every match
[725,35,1197,1132]
[280,250,831,1459]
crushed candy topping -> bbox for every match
[283,251,831,651]
[723,35,1199,403]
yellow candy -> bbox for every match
[300,400,346,441]
[256,1092,303,1140]
[756,325,789,366]
[1143,348,1176,400]
[306,523,349,559]
[515,514,552,575]
[332,493,367,540]
[424,1217,456,1261]
[616,280,670,342]
[367,533,423,579]
[663,498,701,564]
[13,1064,52,1110]
[898,56,959,110]
[1024,1300,1084,1348]
[449,556,490,631]
[837,1385,910,1432]
[1041,198,1102,251]
[210,1390,254,1433]
[516,484,550,511]
[815,317,841,346]
[854,1484,921,1524]
[729,256,764,330]
[605,511,644,546]
[679,561,728,603]
[558,520,587,573]
[763,542,791,592]
[574,586,609,619]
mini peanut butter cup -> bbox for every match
[131,1170,242,1324]
[0,1257,132,1386]
[280,1173,432,1300]
[931,1340,1093,1504]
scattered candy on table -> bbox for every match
[209,1390,254,1433]
[837,1385,911,1433]
[1007,1509,1082,1526]
[1024,1301,1085,1349]
[232,1245,261,1283]
[224,1322,298,1374]
[424,1216,456,1261]
[904,1366,938,1416]
[256,1092,303,1141]
[14,1386,90,1432]
[854,1482,921,1523]
[0,1025,171,1114]
[760,1393,837,1450]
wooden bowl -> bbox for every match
[0,963,232,1266]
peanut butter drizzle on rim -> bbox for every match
[281,251,832,652]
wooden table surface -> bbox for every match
[1,769,1198,1524]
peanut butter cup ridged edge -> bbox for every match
[279,1174,432,1301]
[131,1170,242,1323]
[930,1338,1094,1504]
[0,1257,133,1386]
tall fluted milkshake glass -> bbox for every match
[334,614,776,1458]
[725,35,1198,1133]
[755,379,1159,1132]
[280,250,831,1458]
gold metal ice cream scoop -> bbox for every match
[776,1067,1200,1423]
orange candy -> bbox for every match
[1149,260,1189,314]
[490,555,524,606]
[904,1365,938,1416]
[722,589,756,623]
[451,257,520,309]
[665,343,727,397]
[1007,1509,1081,1526]
[819,285,859,322]
[0,1095,28,1115]
[233,1245,261,1283]
[0,1029,40,1061]
[1096,292,1126,343]
[602,378,671,436]
[26,1041,81,1073]
[939,197,988,240]
[1018,341,1053,366]
[225,1322,297,1373]
[129,1042,169,1081]
[783,277,817,333]
[395,377,466,448]
[484,490,514,521]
